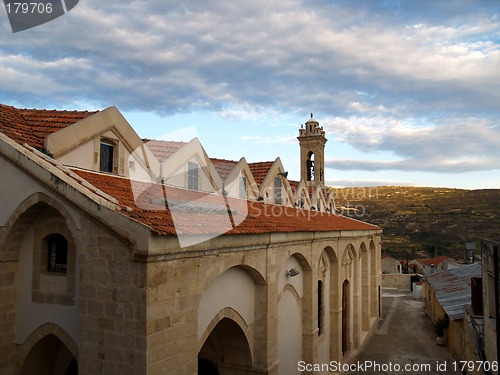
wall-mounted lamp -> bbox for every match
[278,171,288,178]
[286,268,300,278]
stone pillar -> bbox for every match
[351,251,361,349]
[265,261,280,375]
[370,239,380,318]
[0,257,17,374]
[301,267,315,375]
[361,248,371,331]
[329,257,342,362]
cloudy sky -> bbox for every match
[1,0,499,188]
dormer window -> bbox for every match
[46,234,68,273]
[188,161,199,190]
[100,140,115,173]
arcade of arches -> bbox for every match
[1,191,381,375]
[195,239,381,375]
[0,141,381,374]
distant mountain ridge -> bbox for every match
[331,186,500,260]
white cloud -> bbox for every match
[0,0,498,180]
[323,114,500,173]
[241,134,296,145]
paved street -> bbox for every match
[347,289,462,375]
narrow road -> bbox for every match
[347,289,462,375]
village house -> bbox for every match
[422,263,482,360]
[0,104,382,375]
[476,240,499,375]
[381,254,402,274]
[411,255,449,275]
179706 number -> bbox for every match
[5,2,53,14]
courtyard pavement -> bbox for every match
[346,289,463,375]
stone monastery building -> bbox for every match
[0,104,382,375]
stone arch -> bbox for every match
[277,252,311,375]
[316,248,333,366]
[17,323,78,375]
[360,242,371,331]
[0,193,80,373]
[369,239,379,318]
[198,307,252,354]
[198,312,253,375]
[317,251,330,336]
[198,265,264,340]
[292,251,312,271]
[0,192,80,258]
[198,265,267,373]
[278,282,301,301]
[199,262,266,296]
[322,246,343,361]
[341,244,357,356]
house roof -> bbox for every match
[0,104,98,150]
[143,139,187,162]
[416,255,449,267]
[210,158,238,180]
[425,263,482,320]
[248,161,275,185]
[70,168,381,237]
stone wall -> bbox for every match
[382,274,412,290]
[142,232,382,375]
[78,219,147,375]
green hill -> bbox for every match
[331,186,500,260]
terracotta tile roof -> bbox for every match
[210,158,238,180]
[0,104,97,150]
[289,180,299,193]
[248,161,274,186]
[71,169,380,236]
[417,255,449,266]
[143,139,187,162]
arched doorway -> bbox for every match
[20,334,77,375]
[198,318,253,375]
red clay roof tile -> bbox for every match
[417,255,449,266]
[0,104,97,150]
[71,169,380,236]
[248,161,274,186]
[143,139,187,162]
[210,158,238,180]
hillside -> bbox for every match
[331,186,500,260]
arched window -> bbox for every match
[318,280,323,335]
[307,152,315,181]
[46,234,68,273]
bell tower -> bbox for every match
[297,113,327,187]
